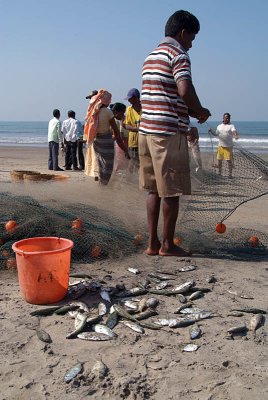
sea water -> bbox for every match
[0,121,267,153]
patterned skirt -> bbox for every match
[93,132,115,184]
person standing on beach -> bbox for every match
[124,88,141,172]
[187,126,203,173]
[139,10,211,256]
[48,109,64,171]
[112,102,129,172]
[84,90,130,185]
[208,113,238,178]
[62,110,83,171]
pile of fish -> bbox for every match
[31,268,266,350]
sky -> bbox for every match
[1,0,268,121]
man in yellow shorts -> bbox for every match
[209,113,239,178]
[124,88,141,172]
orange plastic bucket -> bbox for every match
[12,237,73,305]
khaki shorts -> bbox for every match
[217,146,232,161]
[139,132,191,198]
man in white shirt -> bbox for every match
[62,110,83,170]
[209,113,238,178]
[48,109,64,171]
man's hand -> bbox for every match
[197,108,211,123]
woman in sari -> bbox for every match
[84,90,129,185]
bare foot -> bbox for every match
[144,240,161,256]
[144,248,160,256]
[159,245,191,257]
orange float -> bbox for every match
[248,236,259,247]
[216,223,226,234]
[173,236,182,245]
[71,218,83,230]
[91,245,101,258]
[2,250,10,257]
[133,234,143,245]
[6,257,17,270]
[5,220,18,233]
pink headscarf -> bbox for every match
[84,89,112,143]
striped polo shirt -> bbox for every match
[139,36,191,135]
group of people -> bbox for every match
[47,9,239,257]
[47,109,84,171]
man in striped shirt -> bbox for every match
[139,10,210,256]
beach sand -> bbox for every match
[0,146,268,400]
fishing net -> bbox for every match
[178,147,268,259]
[0,147,268,269]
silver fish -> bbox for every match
[169,318,196,328]
[64,362,83,383]
[92,360,109,378]
[86,315,102,325]
[182,344,199,352]
[93,324,117,338]
[135,309,158,321]
[106,311,118,329]
[227,324,247,334]
[189,325,201,340]
[231,308,266,315]
[55,304,80,315]
[148,273,175,281]
[123,300,138,311]
[115,287,147,298]
[171,281,195,294]
[68,279,88,287]
[74,312,88,329]
[138,298,147,313]
[154,282,170,290]
[100,289,111,303]
[78,332,112,341]
[36,329,52,343]
[174,303,193,314]
[68,310,79,319]
[153,318,170,326]
[67,283,87,300]
[206,275,216,283]
[146,298,159,308]
[188,291,203,301]
[98,302,107,316]
[127,267,140,274]
[121,320,145,334]
[69,272,92,280]
[193,312,213,321]
[75,312,101,326]
[177,294,187,304]
[180,307,206,315]
[66,313,88,339]
[30,306,61,316]
[113,304,137,322]
[227,312,244,317]
[74,301,90,313]
[249,314,264,332]
[139,321,161,330]
[178,265,196,272]
[149,281,194,296]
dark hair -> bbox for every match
[165,10,200,37]
[53,109,60,118]
[224,113,231,118]
[68,110,75,118]
[112,103,126,113]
